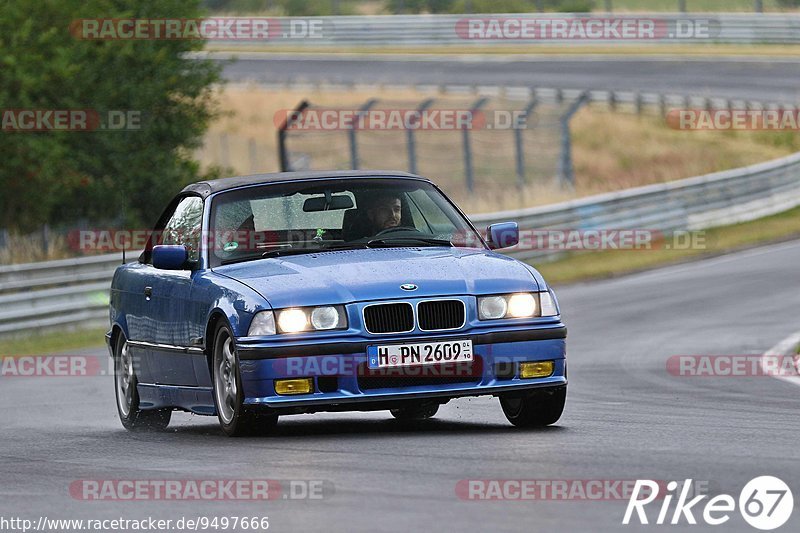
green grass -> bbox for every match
[0,328,107,357]
[535,204,800,285]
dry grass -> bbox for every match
[200,84,798,213]
[0,232,73,264]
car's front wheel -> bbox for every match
[499,386,566,427]
[212,322,278,437]
[114,333,171,431]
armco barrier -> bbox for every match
[215,13,800,47]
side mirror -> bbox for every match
[486,222,519,250]
[152,245,189,270]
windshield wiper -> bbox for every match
[367,237,453,248]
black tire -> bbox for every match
[500,386,566,428]
[390,401,440,420]
[114,333,171,431]
[211,322,278,437]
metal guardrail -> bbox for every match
[472,150,800,262]
[219,13,800,46]
[3,142,800,338]
[0,254,122,335]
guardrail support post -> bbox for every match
[349,98,378,170]
[605,0,613,12]
[277,100,310,172]
[407,98,435,175]
[755,0,763,12]
[463,97,488,195]
[558,91,590,190]
[678,0,686,12]
[515,96,538,189]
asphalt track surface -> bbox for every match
[217,54,800,104]
[2,240,800,532]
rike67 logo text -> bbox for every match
[623,477,793,530]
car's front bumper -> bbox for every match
[236,323,567,409]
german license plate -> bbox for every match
[367,339,473,369]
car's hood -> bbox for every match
[214,247,539,308]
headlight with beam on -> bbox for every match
[277,308,308,333]
[478,291,559,320]
[275,305,347,334]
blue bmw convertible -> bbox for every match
[107,171,567,436]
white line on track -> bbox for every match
[762,330,800,388]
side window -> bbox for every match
[406,193,433,233]
[161,196,204,262]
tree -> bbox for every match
[0,0,221,232]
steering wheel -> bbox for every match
[373,226,420,237]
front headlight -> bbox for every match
[275,305,347,334]
[478,291,558,320]
[248,311,276,336]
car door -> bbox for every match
[136,195,204,386]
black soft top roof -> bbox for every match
[181,170,430,198]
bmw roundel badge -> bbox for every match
[400,283,418,291]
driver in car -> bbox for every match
[366,194,402,235]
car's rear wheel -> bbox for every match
[212,322,278,437]
[500,386,566,427]
[114,333,171,431]
[390,401,439,420]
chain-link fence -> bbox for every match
[277,90,588,209]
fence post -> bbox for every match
[462,97,488,195]
[678,0,686,12]
[42,224,50,257]
[557,91,590,189]
[754,0,762,12]
[636,92,644,115]
[535,0,544,11]
[277,100,309,172]
[349,99,378,170]
[515,96,538,189]
[407,98,435,175]
[605,0,613,12]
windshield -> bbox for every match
[208,178,485,267]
